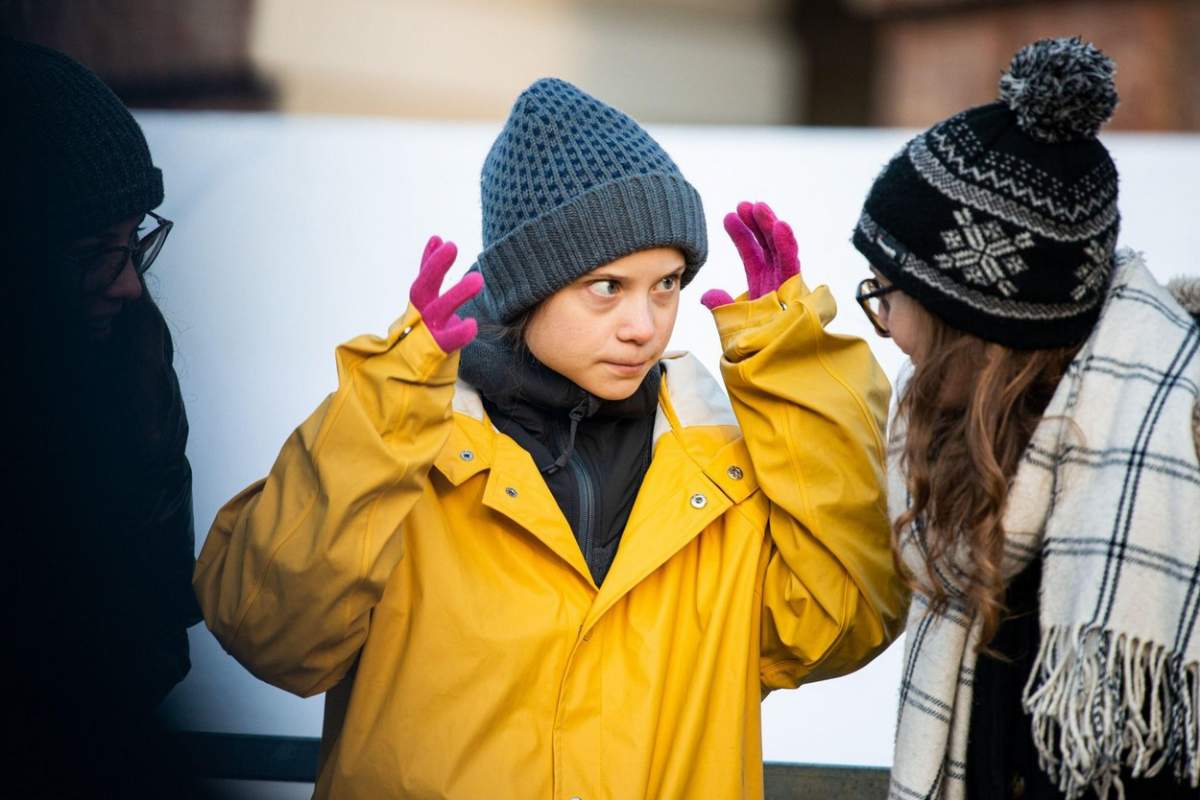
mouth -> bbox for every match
[602,360,648,377]
[84,320,114,340]
[85,307,121,336]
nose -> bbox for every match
[616,297,656,345]
[105,256,143,303]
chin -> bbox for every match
[86,323,115,341]
[585,372,649,401]
[591,385,638,402]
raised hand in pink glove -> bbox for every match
[700,201,801,310]
[409,235,484,353]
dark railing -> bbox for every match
[180,732,320,784]
[177,732,889,798]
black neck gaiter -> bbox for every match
[459,329,659,585]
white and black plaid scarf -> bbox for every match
[888,250,1200,800]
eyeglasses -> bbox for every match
[74,210,174,294]
[856,277,901,338]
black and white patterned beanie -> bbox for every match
[852,37,1120,349]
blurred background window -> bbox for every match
[4,0,1197,130]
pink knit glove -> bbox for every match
[409,235,484,353]
[701,201,801,310]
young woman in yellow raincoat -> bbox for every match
[194,78,908,799]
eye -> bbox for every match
[588,279,620,298]
[656,275,679,292]
[78,249,128,294]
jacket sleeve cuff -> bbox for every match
[710,275,835,364]
[335,304,460,388]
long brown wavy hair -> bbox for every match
[893,305,1081,648]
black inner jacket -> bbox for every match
[966,558,1195,799]
[459,330,658,586]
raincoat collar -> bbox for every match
[433,352,759,594]
[456,323,661,474]
[436,352,745,491]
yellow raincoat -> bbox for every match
[194,274,907,799]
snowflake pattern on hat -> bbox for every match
[1072,232,1116,301]
[934,209,1034,297]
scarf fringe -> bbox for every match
[1023,625,1200,799]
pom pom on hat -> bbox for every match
[999,36,1118,143]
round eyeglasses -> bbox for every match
[74,210,173,294]
[856,277,901,338]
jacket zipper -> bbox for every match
[551,406,600,583]
[567,451,598,582]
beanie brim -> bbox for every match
[62,167,165,239]
[470,172,707,323]
[852,212,1103,350]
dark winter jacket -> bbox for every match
[459,334,658,585]
[5,297,202,796]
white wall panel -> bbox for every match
[143,111,1200,765]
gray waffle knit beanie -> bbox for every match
[470,78,707,323]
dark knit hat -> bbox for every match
[852,37,1120,349]
[1,38,163,244]
[469,78,707,323]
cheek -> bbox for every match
[892,329,916,358]
[82,295,116,316]
[525,306,601,373]
[888,303,923,358]
[662,296,680,330]
[648,295,680,347]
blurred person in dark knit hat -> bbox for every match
[0,37,204,797]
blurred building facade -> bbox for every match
[852,0,1200,131]
[1,0,274,109]
[3,0,1195,127]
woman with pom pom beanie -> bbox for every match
[195,77,907,798]
[853,38,1200,799]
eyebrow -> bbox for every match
[71,227,132,251]
[585,264,686,283]
[68,239,114,258]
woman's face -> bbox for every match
[524,247,686,401]
[872,269,925,362]
[67,214,145,340]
